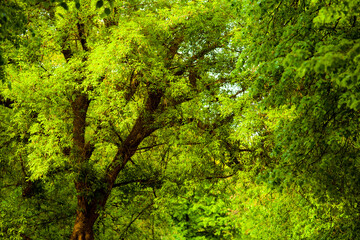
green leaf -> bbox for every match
[104,7,111,15]
[59,2,69,10]
[96,0,103,8]
[43,1,50,8]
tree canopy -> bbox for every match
[1,0,359,239]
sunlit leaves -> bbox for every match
[1,0,240,238]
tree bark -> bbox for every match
[69,91,96,239]
[70,202,98,240]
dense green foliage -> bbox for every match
[235,0,360,238]
[1,0,359,239]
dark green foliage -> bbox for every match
[104,7,110,15]
[0,0,26,84]
[96,0,103,9]
[60,2,69,10]
[236,0,360,238]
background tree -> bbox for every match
[233,0,360,238]
[1,0,240,239]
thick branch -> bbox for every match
[106,89,163,187]
[77,22,89,52]
[71,93,90,162]
[173,41,223,89]
[61,35,73,62]
[20,233,32,240]
[167,35,184,61]
[123,69,140,102]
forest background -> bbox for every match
[1,0,360,239]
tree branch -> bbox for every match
[113,178,160,188]
[20,233,32,240]
[119,202,154,240]
[136,143,166,152]
[204,174,235,180]
[106,89,164,187]
[77,22,89,52]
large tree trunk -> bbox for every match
[70,185,106,240]
[70,210,98,240]
[69,91,97,240]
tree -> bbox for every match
[234,0,360,238]
[1,0,238,239]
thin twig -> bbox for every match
[119,202,154,239]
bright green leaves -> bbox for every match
[306,39,360,111]
[313,0,360,26]
[8,0,360,238]
[4,0,236,238]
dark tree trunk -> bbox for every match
[70,210,97,240]
[70,187,105,240]
[69,92,97,240]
